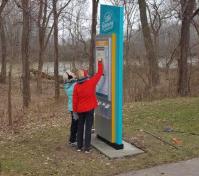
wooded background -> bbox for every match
[0,0,199,107]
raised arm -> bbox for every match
[89,60,104,86]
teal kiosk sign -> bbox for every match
[95,5,124,149]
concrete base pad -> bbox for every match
[91,134,144,159]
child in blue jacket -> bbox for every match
[63,70,78,146]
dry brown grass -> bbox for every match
[0,77,69,134]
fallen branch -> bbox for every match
[30,69,64,83]
[163,128,199,136]
[138,129,179,149]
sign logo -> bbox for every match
[102,12,114,32]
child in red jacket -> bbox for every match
[73,59,103,153]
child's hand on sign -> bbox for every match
[98,58,102,62]
[98,58,104,76]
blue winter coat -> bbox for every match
[64,80,76,112]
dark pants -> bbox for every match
[77,109,94,150]
[69,111,78,143]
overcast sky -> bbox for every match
[88,0,121,11]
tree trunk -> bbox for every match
[89,0,99,76]
[37,0,48,93]
[37,0,44,93]
[138,0,160,87]
[37,42,44,93]
[178,0,195,96]
[53,0,59,100]
[0,16,7,83]
[0,0,9,84]
[125,20,130,64]
[153,33,159,65]
[8,64,12,127]
[21,0,31,107]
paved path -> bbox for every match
[117,158,199,176]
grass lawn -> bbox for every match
[1,97,199,176]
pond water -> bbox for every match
[32,61,89,75]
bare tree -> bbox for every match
[8,64,12,126]
[64,1,89,68]
[37,0,53,93]
[37,0,72,93]
[66,6,78,69]
[147,0,164,63]
[0,0,9,83]
[0,16,7,83]
[123,0,137,63]
[21,0,31,107]
[37,0,47,93]
[138,0,160,87]
[0,0,8,15]
[53,0,59,100]
[89,0,99,75]
[178,0,195,96]
[4,1,22,65]
[52,0,72,100]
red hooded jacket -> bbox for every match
[73,61,103,113]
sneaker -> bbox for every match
[70,142,77,147]
[85,150,91,154]
[77,147,82,152]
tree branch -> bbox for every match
[191,19,199,37]
[191,8,199,19]
[0,0,9,15]
[57,0,72,17]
